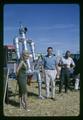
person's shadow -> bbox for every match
[6,90,39,107]
[28,91,38,97]
[8,99,20,107]
[5,89,19,107]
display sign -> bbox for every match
[4,45,17,63]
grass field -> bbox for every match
[4,79,80,116]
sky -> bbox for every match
[4,4,80,55]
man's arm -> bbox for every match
[70,58,75,68]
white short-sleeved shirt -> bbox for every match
[61,57,75,69]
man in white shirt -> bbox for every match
[59,50,75,93]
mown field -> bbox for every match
[3,79,80,116]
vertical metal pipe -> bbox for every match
[14,37,20,60]
[30,42,35,61]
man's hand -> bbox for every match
[70,64,73,68]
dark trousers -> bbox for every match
[59,68,70,93]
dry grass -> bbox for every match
[4,79,80,116]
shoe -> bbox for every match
[45,96,50,99]
[74,89,78,92]
[26,109,30,111]
[51,98,56,101]
[38,96,45,99]
[59,91,61,93]
[65,89,68,93]
[59,89,62,93]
